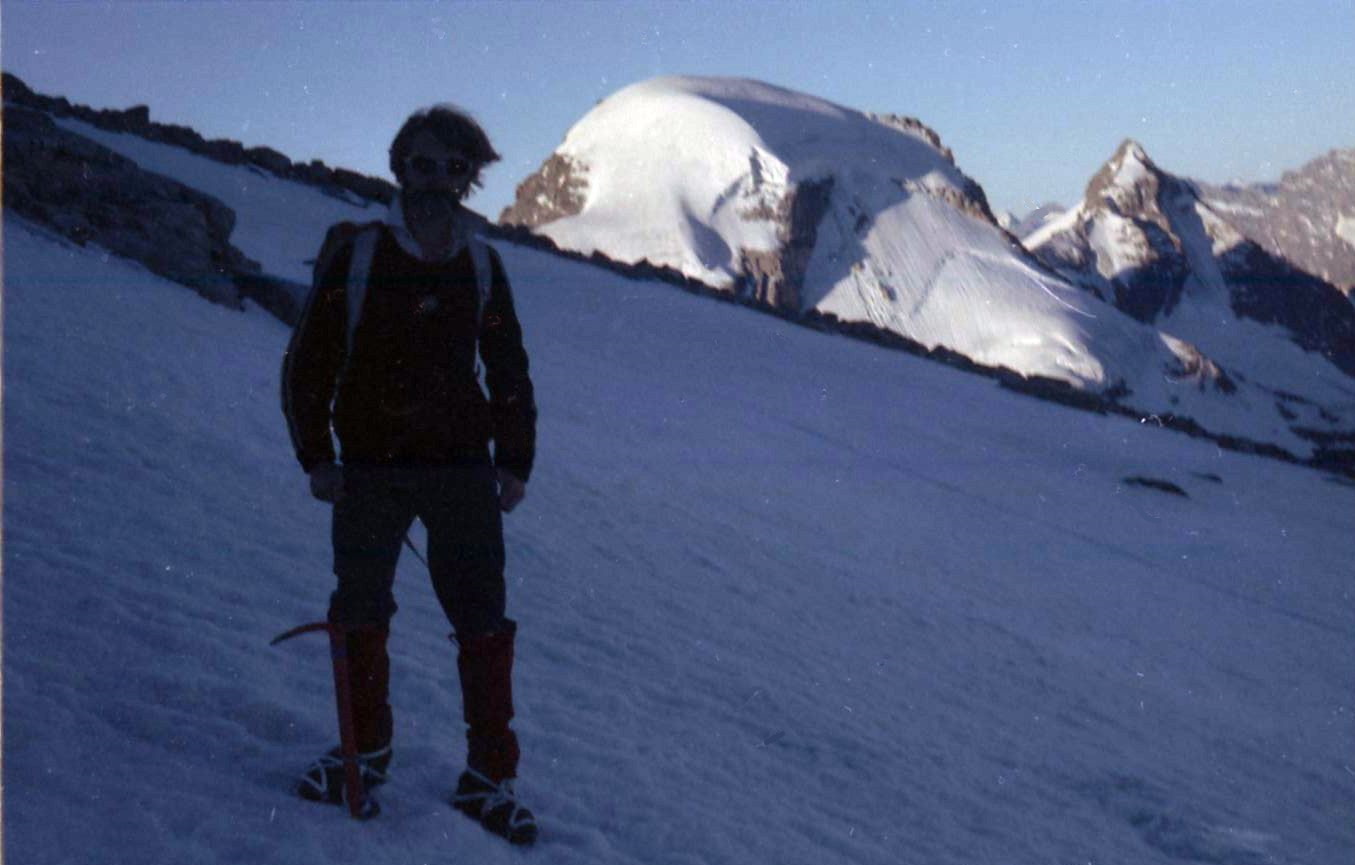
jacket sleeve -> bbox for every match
[281,227,352,473]
[479,247,538,482]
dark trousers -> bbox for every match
[329,463,508,639]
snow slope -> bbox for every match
[6,201,1355,865]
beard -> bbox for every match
[404,187,459,225]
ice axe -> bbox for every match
[271,621,380,820]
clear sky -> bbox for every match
[4,1,1353,220]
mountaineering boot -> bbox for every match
[297,625,394,805]
[452,767,538,846]
[296,744,392,806]
[450,621,538,845]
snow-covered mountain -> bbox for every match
[7,124,1355,865]
[1197,148,1355,296]
[501,76,1353,462]
[1000,202,1068,240]
[1025,141,1355,414]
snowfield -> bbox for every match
[4,211,1354,865]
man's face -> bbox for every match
[401,129,476,221]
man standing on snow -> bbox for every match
[281,104,538,845]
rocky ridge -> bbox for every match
[2,72,396,206]
[1197,148,1355,296]
[3,103,259,307]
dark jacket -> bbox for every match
[282,219,536,481]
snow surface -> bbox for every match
[1023,202,1086,251]
[6,202,1355,865]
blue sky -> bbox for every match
[4,1,1353,219]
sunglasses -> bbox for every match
[405,154,473,177]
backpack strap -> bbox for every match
[466,234,494,330]
[345,226,381,356]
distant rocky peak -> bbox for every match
[1115,138,1151,167]
[1084,139,1178,223]
[1197,147,1355,294]
[1029,138,1355,378]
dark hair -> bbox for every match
[388,104,501,191]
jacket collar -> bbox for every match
[386,195,474,262]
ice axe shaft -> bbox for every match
[271,620,378,820]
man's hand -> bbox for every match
[309,462,345,503]
[497,468,526,513]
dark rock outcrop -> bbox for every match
[499,153,589,227]
[867,113,954,163]
[3,103,260,306]
[2,71,397,206]
[736,177,834,310]
[1220,242,1355,376]
[245,145,293,176]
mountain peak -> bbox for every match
[1113,138,1152,168]
[501,74,979,297]
[1084,138,1172,219]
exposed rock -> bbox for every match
[2,103,260,306]
[2,71,396,207]
[1198,148,1355,295]
[2,71,37,103]
[910,175,1003,227]
[301,159,333,183]
[1161,334,1236,393]
[499,153,589,227]
[331,168,395,205]
[151,122,208,152]
[1220,241,1355,375]
[1085,140,1173,232]
[90,104,151,134]
[1122,476,1188,497]
[245,145,292,176]
[867,113,954,163]
[736,177,834,310]
[1064,139,1194,322]
[202,138,248,165]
